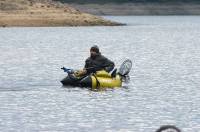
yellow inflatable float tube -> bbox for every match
[61,70,122,89]
[61,59,132,89]
[91,70,122,89]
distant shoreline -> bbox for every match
[0,1,123,27]
[69,3,200,15]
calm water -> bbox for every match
[0,16,200,132]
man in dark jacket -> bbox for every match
[77,45,115,76]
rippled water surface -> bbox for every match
[0,16,200,132]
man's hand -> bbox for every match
[74,69,87,77]
[82,69,87,74]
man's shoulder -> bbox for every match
[98,55,108,60]
[85,57,91,62]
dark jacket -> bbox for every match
[84,53,115,74]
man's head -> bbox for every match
[90,45,100,58]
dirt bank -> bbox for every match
[0,0,122,27]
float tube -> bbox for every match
[61,59,132,89]
[61,70,122,89]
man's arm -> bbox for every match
[103,58,115,72]
[84,58,90,69]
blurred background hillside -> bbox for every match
[0,0,120,27]
[56,0,200,4]
[54,0,200,15]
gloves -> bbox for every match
[74,69,87,77]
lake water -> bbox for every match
[0,16,200,132]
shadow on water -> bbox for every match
[61,85,91,92]
[0,87,32,92]
[0,82,132,92]
[61,84,131,92]
[0,84,61,92]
